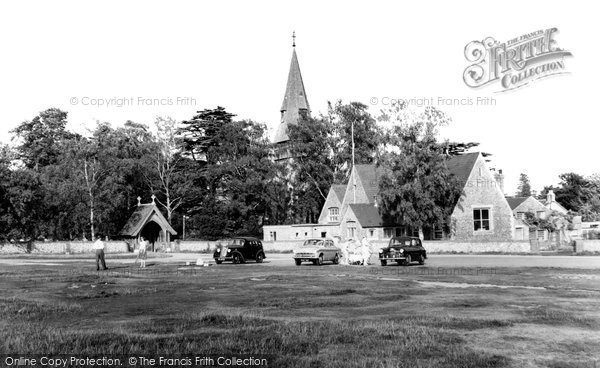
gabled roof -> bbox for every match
[274,48,310,143]
[348,203,383,228]
[331,184,346,201]
[506,196,529,210]
[119,204,177,237]
[446,152,480,185]
[354,164,384,204]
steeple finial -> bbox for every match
[292,31,296,48]
[151,194,156,205]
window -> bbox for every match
[517,212,525,220]
[328,207,339,222]
[473,208,490,231]
[369,229,375,238]
[536,211,545,219]
[347,227,356,238]
[295,232,299,238]
[384,228,394,238]
[321,232,327,238]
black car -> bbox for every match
[213,237,266,264]
[379,236,427,266]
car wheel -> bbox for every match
[418,253,425,265]
[316,255,324,266]
[295,259,302,266]
[404,254,412,266]
[333,254,339,264]
[215,260,222,265]
[256,252,264,263]
[232,253,243,264]
[380,260,387,266]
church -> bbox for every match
[262,36,526,246]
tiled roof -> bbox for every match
[354,164,384,204]
[446,152,480,185]
[506,196,529,210]
[119,204,177,237]
[274,49,310,143]
[348,203,383,227]
[331,184,346,201]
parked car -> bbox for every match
[379,236,426,266]
[293,238,341,265]
[213,237,266,264]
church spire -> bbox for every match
[274,33,310,144]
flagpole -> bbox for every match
[352,119,356,204]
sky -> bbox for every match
[0,1,597,195]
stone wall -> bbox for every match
[579,239,600,252]
[177,240,215,252]
[423,241,531,253]
[451,157,515,241]
[0,241,129,254]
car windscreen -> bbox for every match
[302,239,324,247]
[228,239,245,246]
[389,239,412,246]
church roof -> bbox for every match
[274,48,310,143]
[506,196,529,210]
[119,204,177,237]
[348,203,384,228]
[446,152,480,185]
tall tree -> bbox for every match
[288,115,334,223]
[378,102,463,234]
[517,173,532,197]
[11,108,75,170]
[328,101,382,182]
[178,107,286,238]
[145,117,191,226]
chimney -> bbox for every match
[494,169,505,194]
[547,189,556,203]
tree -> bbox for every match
[378,102,463,234]
[144,117,191,226]
[553,173,592,212]
[288,115,335,223]
[11,108,76,171]
[328,101,382,182]
[517,173,532,197]
[178,107,286,238]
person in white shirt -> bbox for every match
[93,235,107,271]
[138,237,148,268]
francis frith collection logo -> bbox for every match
[463,28,572,92]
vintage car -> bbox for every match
[379,236,427,266]
[213,237,266,264]
[293,238,341,265]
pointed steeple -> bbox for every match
[274,35,310,144]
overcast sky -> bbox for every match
[0,1,596,194]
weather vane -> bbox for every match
[292,31,296,47]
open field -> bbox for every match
[1,256,600,368]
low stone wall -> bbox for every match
[579,239,600,253]
[177,240,215,253]
[0,241,129,254]
[424,241,531,253]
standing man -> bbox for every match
[93,235,108,271]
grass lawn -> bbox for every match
[1,260,599,368]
